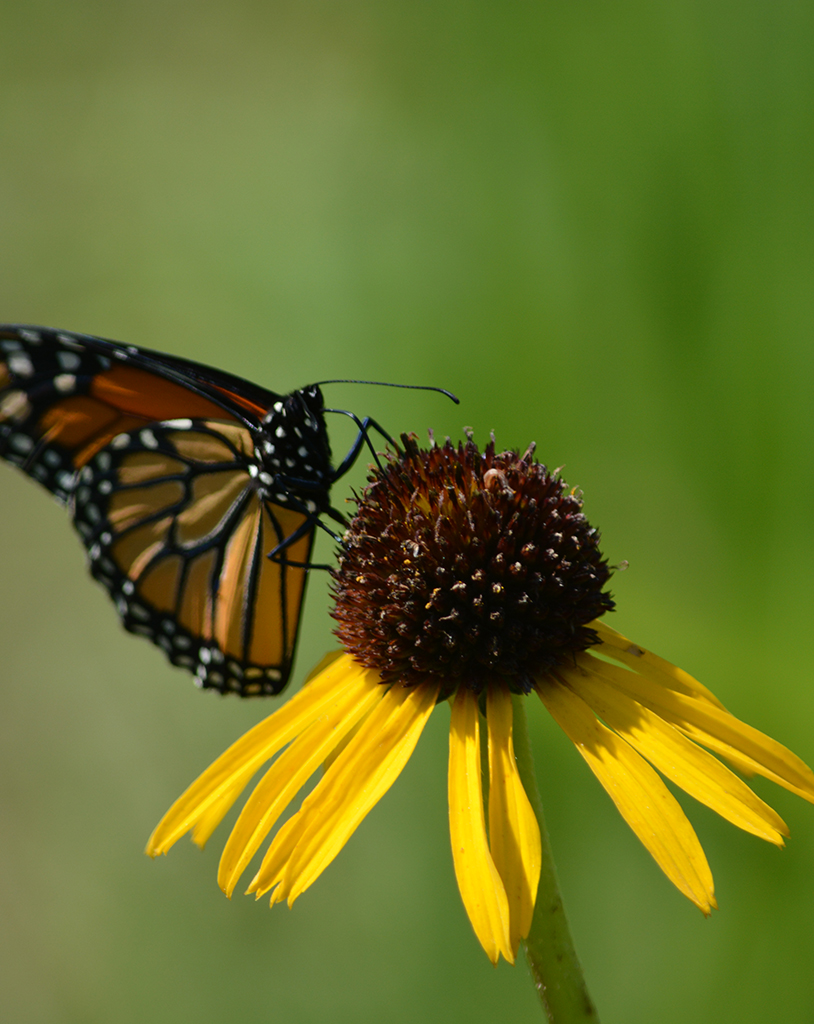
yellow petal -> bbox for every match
[146,653,365,856]
[250,813,301,902]
[589,620,726,709]
[217,671,384,897]
[191,781,247,849]
[302,650,347,683]
[538,677,716,914]
[250,680,440,904]
[449,687,513,965]
[321,713,366,775]
[579,651,814,803]
[487,685,541,957]
[561,664,788,844]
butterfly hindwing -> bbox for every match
[72,419,314,695]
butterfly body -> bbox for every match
[0,324,339,696]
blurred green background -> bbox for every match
[2,2,814,1021]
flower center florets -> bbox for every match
[331,434,615,697]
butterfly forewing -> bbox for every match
[73,419,313,695]
[0,326,249,501]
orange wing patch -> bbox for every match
[90,366,229,421]
[107,480,185,533]
[111,515,175,580]
[116,452,187,486]
[175,470,248,547]
[178,549,219,641]
[138,556,184,614]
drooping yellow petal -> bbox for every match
[538,676,716,914]
[449,687,513,965]
[561,664,788,844]
[281,682,439,905]
[320,713,366,775]
[249,680,440,904]
[217,671,384,897]
[251,813,301,903]
[147,653,366,856]
[578,651,814,804]
[590,620,727,709]
[486,685,542,957]
[191,781,247,849]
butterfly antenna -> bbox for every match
[313,379,459,404]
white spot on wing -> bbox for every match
[9,433,34,453]
[57,333,84,351]
[8,354,34,377]
[54,374,77,393]
[0,390,31,422]
[162,418,193,429]
[57,351,82,371]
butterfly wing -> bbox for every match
[73,419,313,695]
[0,324,280,500]
[0,325,328,695]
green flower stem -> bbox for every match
[512,694,600,1024]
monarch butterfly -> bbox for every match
[0,324,455,697]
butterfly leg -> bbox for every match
[265,508,337,571]
[324,411,396,480]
